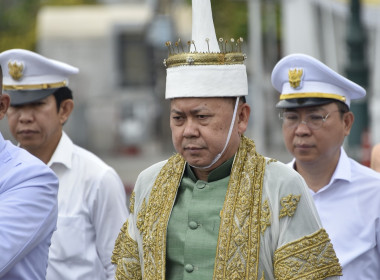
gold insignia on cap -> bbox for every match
[8,61,24,81]
[288,68,303,88]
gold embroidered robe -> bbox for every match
[112,136,342,279]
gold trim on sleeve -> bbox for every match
[274,229,342,279]
[112,221,142,280]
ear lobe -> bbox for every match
[59,99,74,124]
[237,103,250,133]
[0,94,10,120]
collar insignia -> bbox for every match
[288,68,303,88]
[8,61,24,81]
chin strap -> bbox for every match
[190,96,240,170]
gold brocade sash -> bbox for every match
[136,135,266,279]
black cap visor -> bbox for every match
[275,98,334,109]
[5,89,56,106]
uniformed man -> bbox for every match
[111,1,342,279]
[0,49,129,280]
[0,66,59,279]
[272,53,380,279]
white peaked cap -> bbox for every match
[165,0,248,99]
[271,53,366,108]
[0,49,78,105]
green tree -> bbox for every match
[0,0,96,52]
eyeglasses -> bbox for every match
[279,110,341,130]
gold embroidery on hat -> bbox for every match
[288,68,303,88]
[164,38,246,68]
[8,61,24,81]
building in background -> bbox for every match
[1,0,380,185]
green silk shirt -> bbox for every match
[166,158,234,280]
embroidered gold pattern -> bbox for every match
[260,200,271,234]
[129,191,136,214]
[137,154,185,279]
[260,271,265,280]
[266,158,277,165]
[112,221,142,280]
[279,194,301,219]
[288,68,303,88]
[214,136,266,279]
[8,61,24,80]
[274,229,342,279]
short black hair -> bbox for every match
[52,87,73,111]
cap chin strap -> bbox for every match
[190,96,240,170]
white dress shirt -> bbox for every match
[46,132,129,280]
[289,148,380,279]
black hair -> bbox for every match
[53,87,73,112]
[333,100,350,118]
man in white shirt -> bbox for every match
[0,65,59,280]
[0,49,129,280]
[271,53,380,279]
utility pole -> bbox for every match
[345,0,369,160]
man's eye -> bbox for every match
[197,115,208,119]
[285,114,298,120]
[309,114,323,121]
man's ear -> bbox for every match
[237,103,250,134]
[0,94,10,120]
[343,111,354,136]
[58,99,74,125]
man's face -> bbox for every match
[170,97,248,169]
[282,102,353,164]
[6,95,64,154]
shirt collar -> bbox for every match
[186,156,234,182]
[47,131,73,169]
[328,147,351,184]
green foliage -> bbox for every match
[0,0,96,52]
[212,0,248,41]
[184,0,248,41]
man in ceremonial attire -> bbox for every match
[112,1,342,279]
[272,53,380,279]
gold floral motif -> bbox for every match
[214,136,266,279]
[274,229,342,279]
[112,221,142,280]
[260,271,265,280]
[260,200,271,234]
[129,191,136,214]
[279,194,301,219]
[137,154,185,279]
